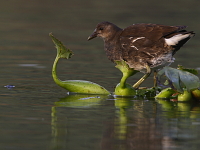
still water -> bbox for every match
[0,0,200,149]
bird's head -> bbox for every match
[87,21,121,41]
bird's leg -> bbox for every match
[153,70,157,87]
[133,64,152,89]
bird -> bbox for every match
[87,21,195,89]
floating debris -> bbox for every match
[18,64,45,68]
[4,85,15,89]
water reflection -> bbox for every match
[0,0,200,149]
[51,95,200,150]
[54,94,108,108]
[111,98,162,150]
[157,99,200,149]
[51,94,109,149]
[157,99,200,118]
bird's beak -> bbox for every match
[87,31,98,41]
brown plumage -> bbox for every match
[88,21,195,88]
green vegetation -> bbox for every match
[50,33,110,95]
[156,66,200,101]
[114,60,138,96]
[50,33,200,101]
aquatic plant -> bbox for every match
[114,60,138,96]
[156,66,200,101]
[50,33,110,95]
[49,33,200,100]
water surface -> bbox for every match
[0,0,200,149]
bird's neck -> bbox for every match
[103,34,123,62]
[102,25,123,62]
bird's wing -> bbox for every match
[120,23,186,51]
[119,24,186,61]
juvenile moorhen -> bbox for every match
[88,21,195,88]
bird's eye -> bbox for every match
[99,27,104,30]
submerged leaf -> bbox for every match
[49,33,74,59]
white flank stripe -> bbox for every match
[130,45,138,50]
[165,34,191,46]
[130,37,145,50]
[132,37,145,43]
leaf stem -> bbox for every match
[52,55,64,88]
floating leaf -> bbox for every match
[155,87,175,99]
